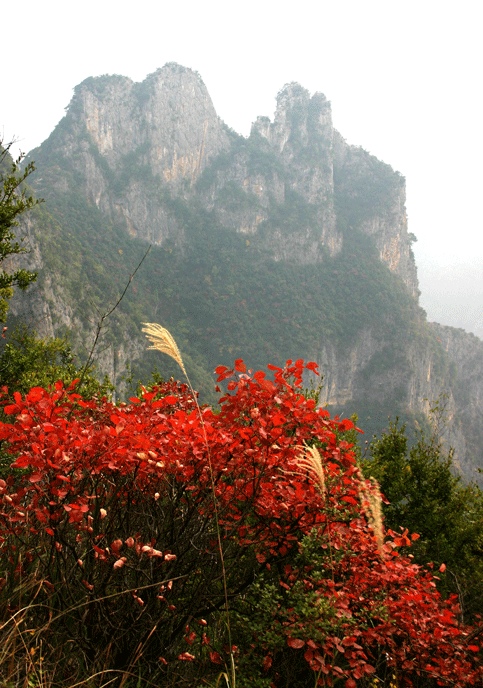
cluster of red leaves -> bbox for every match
[0,361,481,686]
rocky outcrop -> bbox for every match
[32,64,230,246]
[313,321,482,482]
[73,65,229,186]
[252,84,339,258]
[333,133,418,296]
[427,323,483,475]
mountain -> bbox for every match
[8,63,483,482]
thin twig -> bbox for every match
[77,244,152,389]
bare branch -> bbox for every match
[77,244,152,389]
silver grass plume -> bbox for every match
[358,477,384,555]
[141,322,187,379]
[292,443,326,499]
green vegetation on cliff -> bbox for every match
[0,141,38,321]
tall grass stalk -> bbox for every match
[291,442,385,556]
[358,476,384,555]
[290,443,337,582]
[142,322,236,688]
[0,574,188,687]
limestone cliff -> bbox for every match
[333,133,418,297]
[315,323,481,481]
[35,64,230,247]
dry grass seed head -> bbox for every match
[141,322,187,378]
[358,477,384,555]
[293,444,326,499]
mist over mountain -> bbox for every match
[8,63,483,482]
[417,258,483,340]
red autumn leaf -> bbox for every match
[214,365,233,382]
[11,454,32,469]
[361,664,375,675]
[262,655,273,671]
[209,651,223,665]
[26,387,45,403]
[28,473,43,483]
[287,637,305,649]
[234,359,247,373]
[341,495,358,506]
[253,370,266,382]
[177,652,195,661]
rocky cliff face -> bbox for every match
[315,323,481,480]
[333,134,418,297]
[33,64,416,281]
[10,62,482,481]
[249,84,339,259]
[35,65,230,247]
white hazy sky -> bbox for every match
[2,0,482,336]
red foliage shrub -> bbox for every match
[0,362,480,686]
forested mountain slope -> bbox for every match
[8,63,483,481]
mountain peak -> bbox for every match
[45,63,229,199]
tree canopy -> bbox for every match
[0,140,38,321]
[365,419,483,622]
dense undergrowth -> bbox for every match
[0,359,481,687]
